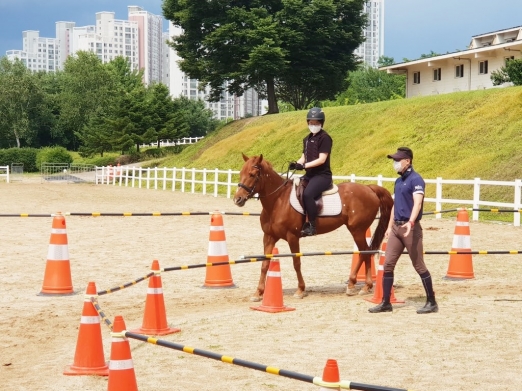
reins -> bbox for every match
[237,164,291,200]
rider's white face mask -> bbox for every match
[308,125,322,134]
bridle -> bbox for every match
[237,164,261,199]
[237,164,290,199]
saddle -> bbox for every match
[291,177,341,216]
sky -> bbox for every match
[1,0,522,62]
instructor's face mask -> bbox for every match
[393,160,403,173]
[308,125,321,134]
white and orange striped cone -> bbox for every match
[64,281,109,376]
[130,260,180,336]
[251,248,295,313]
[107,316,138,391]
[350,228,376,283]
[364,242,404,304]
[445,209,475,280]
[318,359,340,391]
[203,212,235,288]
[39,212,75,295]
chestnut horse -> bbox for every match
[233,154,394,301]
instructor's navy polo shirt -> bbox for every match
[393,167,425,222]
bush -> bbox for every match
[36,147,73,170]
[0,148,39,172]
[142,148,166,158]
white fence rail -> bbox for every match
[0,165,10,183]
[95,166,522,226]
[140,137,204,149]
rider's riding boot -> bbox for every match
[301,220,316,236]
[416,296,438,314]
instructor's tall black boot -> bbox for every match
[417,296,438,314]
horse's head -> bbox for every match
[234,153,264,207]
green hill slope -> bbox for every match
[163,86,522,185]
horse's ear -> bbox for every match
[242,153,249,162]
[258,154,263,164]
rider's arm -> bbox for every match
[303,153,328,169]
[296,153,306,165]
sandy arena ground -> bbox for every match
[0,180,521,391]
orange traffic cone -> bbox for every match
[39,213,75,295]
[130,260,180,336]
[350,228,376,283]
[203,212,235,288]
[251,248,295,313]
[365,242,404,304]
[64,281,109,376]
[445,209,474,279]
[319,359,340,391]
[107,316,138,391]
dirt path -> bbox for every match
[0,182,521,391]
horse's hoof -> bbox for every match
[346,287,358,296]
[250,296,262,302]
[293,291,307,299]
[358,288,373,296]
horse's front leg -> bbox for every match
[251,235,276,302]
[288,237,306,299]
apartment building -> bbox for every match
[354,0,384,68]
[381,26,522,98]
[6,30,58,72]
[7,7,161,80]
[128,6,163,84]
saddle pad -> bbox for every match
[290,185,342,216]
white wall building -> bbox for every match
[381,26,522,98]
[128,6,163,84]
[6,30,58,72]
[7,7,162,78]
[161,31,171,87]
[354,0,384,68]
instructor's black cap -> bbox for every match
[387,147,413,161]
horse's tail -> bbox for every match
[368,184,394,251]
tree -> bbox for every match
[172,96,218,138]
[0,58,43,148]
[58,51,116,150]
[163,0,367,113]
[334,65,405,105]
[494,58,522,86]
[378,55,396,67]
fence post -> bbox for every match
[227,169,233,199]
[172,167,176,192]
[191,168,196,194]
[154,167,158,190]
[181,167,186,193]
[473,177,481,221]
[513,179,522,227]
[350,173,356,183]
[436,177,442,219]
[147,168,151,189]
[163,167,167,191]
[377,174,383,186]
[214,168,219,197]
[138,168,143,189]
[202,168,207,195]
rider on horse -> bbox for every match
[289,107,333,237]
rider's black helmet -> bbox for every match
[306,107,325,125]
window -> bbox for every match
[413,71,421,84]
[479,60,488,74]
[455,64,464,78]
[433,68,441,81]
